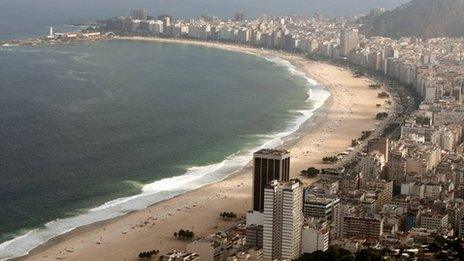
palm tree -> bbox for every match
[178,229,185,238]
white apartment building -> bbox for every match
[301,225,330,254]
[263,180,303,260]
[420,212,448,230]
[360,152,386,180]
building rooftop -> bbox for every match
[254,148,289,156]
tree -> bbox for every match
[220,211,237,220]
[376,112,388,120]
[299,246,354,261]
[377,91,389,98]
[178,229,185,238]
[305,167,320,177]
[322,156,339,163]
[138,249,159,259]
[355,248,382,261]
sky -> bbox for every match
[0,0,410,25]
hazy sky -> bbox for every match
[0,0,409,25]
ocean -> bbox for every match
[0,40,330,259]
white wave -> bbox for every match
[0,55,331,261]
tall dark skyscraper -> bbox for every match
[253,149,290,212]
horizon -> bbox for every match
[1,0,409,25]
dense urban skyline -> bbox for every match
[0,0,409,25]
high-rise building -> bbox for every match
[360,152,386,179]
[263,180,303,260]
[253,149,290,212]
[387,150,407,185]
[234,11,245,22]
[367,138,389,162]
[46,27,55,39]
[340,29,359,56]
[158,15,172,27]
[132,9,148,21]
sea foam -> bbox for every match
[0,54,330,261]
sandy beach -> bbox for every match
[21,37,389,261]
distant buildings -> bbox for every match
[234,12,245,22]
[340,29,359,56]
[132,9,148,21]
[263,180,303,260]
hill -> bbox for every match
[365,0,464,39]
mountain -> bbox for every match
[365,0,464,39]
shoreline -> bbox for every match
[6,37,390,261]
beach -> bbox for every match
[20,37,389,261]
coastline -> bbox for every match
[8,37,389,261]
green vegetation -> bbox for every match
[322,156,339,163]
[219,212,237,219]
[360,131,372,141]
[376,112,389,120]
[301,167,320,177]
[138,249,159,259]
[377,91,389,98]
[354,69,365,77]
[425,236,464,260]
[383,123,400,138]
[299,246,353,261]
[365,0,464,39]
[173,229,195,240]
[299,246,383,261]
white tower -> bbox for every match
[49,27,54,38]
[263,179,303,260]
